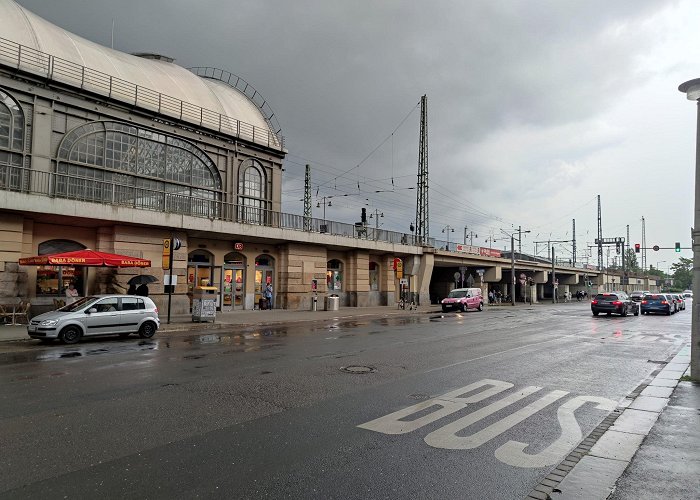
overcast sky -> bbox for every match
[16,0,699,268]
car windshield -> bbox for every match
[448,290,468,298]
[58,296,100,312]
[643,295,662,300]
[595,294,617,300]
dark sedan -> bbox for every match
[640,294,673,315]
[591,292,639,317]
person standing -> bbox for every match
[65,283,79,304]
[135,284,149,297]
[264,282,273,310]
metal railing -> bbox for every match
[0,166,422,246]
[0,37,284,150]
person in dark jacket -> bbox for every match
[135,284,149,297]
[128,283,136,295]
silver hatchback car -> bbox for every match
[28,295,160,344]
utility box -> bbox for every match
[325,294,339,311]
[192,286,217,322]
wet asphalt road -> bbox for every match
[0,301,691,499]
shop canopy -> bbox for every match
[19,249,150,267]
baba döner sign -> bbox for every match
[19,249,150,267]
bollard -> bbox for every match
[312,295,317,311]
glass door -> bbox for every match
[222,267,245,311]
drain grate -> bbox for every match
[340,365,376,374]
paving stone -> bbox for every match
[628,396,668,413]
[589,430,645,462]
[610,408,660,435]
[640,386,673,398]
[556,456,629,499]
[648,378,678,388]
[656,369,686,380]
[528,490,549,500]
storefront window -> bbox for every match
[327,259,342,291]
[35,239,85,296]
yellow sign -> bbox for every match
[395,259,403,279]
[162,239,171,270]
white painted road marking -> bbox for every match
[358,379,616,469]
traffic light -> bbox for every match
[615,242,620,254]
[634,243,640,253]
[361,207,367,224]
[675,242,681,252]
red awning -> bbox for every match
[19,249,151,267]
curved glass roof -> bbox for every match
[1,0,275,138]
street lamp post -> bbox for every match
[501,228,531,306]
[464,226,477,245]
[442,225,455,250]
[678,78,700,379]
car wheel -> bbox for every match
[442,306,448,313]
[666,309,671,316]
[621,307,628,317]
[478,302,483,311]
[60,325,82,345]
[606,312,611,316]
[460,303,466,312]
[138,321,157,339]
[592,311,599,316]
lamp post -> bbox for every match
[678,78,700,379]
[316,196,332,221]
[442,225,455,250]
[464,226,477,245]
[369,209,384,240]
[501,228,531,306]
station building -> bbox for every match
[0,0,427,315]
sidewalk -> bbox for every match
[528,344,699,499]
[3,302,698,498]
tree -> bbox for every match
[647,265,665,278]
[670,257,692,290]
[625,249,640,273]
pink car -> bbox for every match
[441,288,484,312]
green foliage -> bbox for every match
[625,249,640,272]
[670,257,692,291]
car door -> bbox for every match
[120,297,145,333]
[84,297,121,336]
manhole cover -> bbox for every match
[340,365,376,374]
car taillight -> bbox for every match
[591,300,598,305]
[641,300,647,304]
[612,301,623,306]
[154,307,159,314]
[661,300,668,305]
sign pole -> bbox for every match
[167,236,174,324]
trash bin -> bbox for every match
[325,294,339,311]
[192,286,218,322]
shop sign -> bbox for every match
[395,259,403,279]
[234,242,244,251]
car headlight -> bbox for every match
[40,319,59,326]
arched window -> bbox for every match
[55,121,222,216]
[0,88,25,191]
[238,160,269,224]
[327,259,342,291]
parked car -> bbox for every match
[27,295,160,344]
[441,287,484,312]
[591,292,639,317]
[682,289,693,298]
[640,294,673,315]
[672,294,685,311]
[629,290,649,302]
